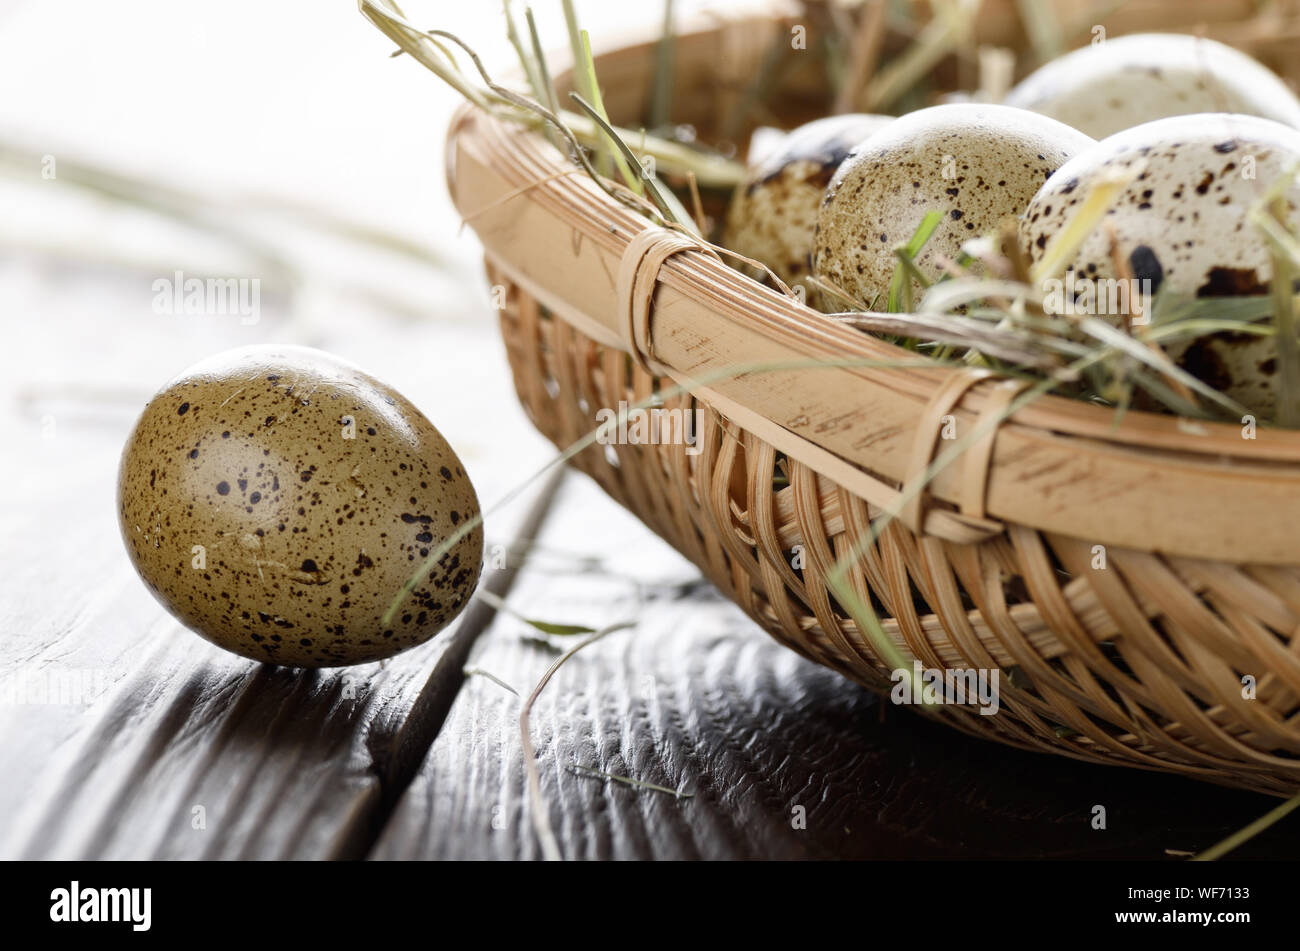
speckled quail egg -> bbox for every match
[724,113,894,290]
[117,345,483,668]
[1021,113,1300,418]
[1021,114,1300,296]
[1168,331,1282,419]
[1004,33,1300,139]
[812,103,1094,307]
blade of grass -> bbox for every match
[361,0,498,111]
[647,0,675,130]
[560,0,595,102]
[1030,162,1144,285]
[863,0,983,111]
[820,1,853,97]
[888,210,944,312]
[381,354,955,626]
[1079,316,1251,418]
[577,30,642,194]
[1192,792,1300,861]
[1146,319,1272,344]
[685,170,706,234]
[568,763,693,799]
[1150,291,1278,329]
[569,93,698,232]
[503,0,546,103]
[833,310,1067,370]
[1247,165,1300,427]
[559,0,616,183]
[359,0,744,187]
[399,23,652,223]
[475,588,597,636]
[1269,214,1300,428]
[834,0,888,114]
[463,666,520,696]
[524,7,560,116]
[522,620,634,860]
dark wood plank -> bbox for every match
[373,474,1300,860]
[0,245,563,859]
[1,456,561,860]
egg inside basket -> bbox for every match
[421,2,1300,796]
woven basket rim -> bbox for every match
[446,10,1300,566]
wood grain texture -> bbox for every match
[374,476,1300,860]
[1,453,559,860]
[0,245,561,859]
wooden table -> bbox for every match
[4,272,1299,860]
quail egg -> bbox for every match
[1022,114,1300,298]
[117,345,483,667]
[1004,33,1300,139]
[812,103,1094,307]
[724,113,895,291]
[1021,113,1300,418]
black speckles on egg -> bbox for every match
[1128,245,1165,293]
[1197,266,1268,297]
[813,104,1093,306]
[723,113,896,293]
[116,344,484,668]
[1003,34,1300,139]
[1020,115,1300,417]
[1166,329,1280,417]
[1023,114,1300,308]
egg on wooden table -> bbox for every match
[1004,33,1300,139]
[723,113,894,289]
[1021,113,1300,419]
[117,345,483,668]
[811,103,1094,308]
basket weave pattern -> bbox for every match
[491,259,1300,796]
[452,6,1300,795]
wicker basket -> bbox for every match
[446,2,1300,796]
